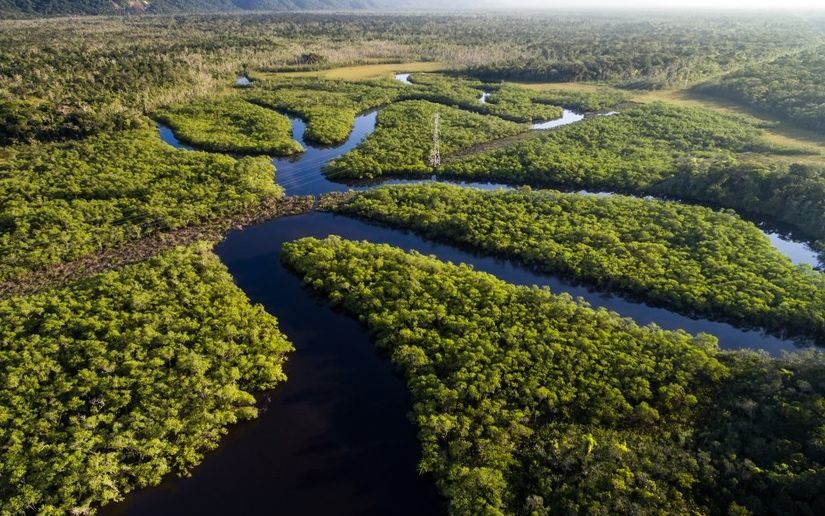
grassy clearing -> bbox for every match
[630,89,825,156]
[264,61,449,81]
[508,81,617,94]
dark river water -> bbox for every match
[115,92,821,514]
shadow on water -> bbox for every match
[103,212,444,516]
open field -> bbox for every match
[264,61,449,81]
[508,81,617,94]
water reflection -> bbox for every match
[531,108,585,129]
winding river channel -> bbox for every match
[107,80,823,514]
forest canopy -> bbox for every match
[697,47,825,134]
[331,183,825,342]
[2,12,820,139]
[0,242,292,514]
[244,77,403,145]
[2,11,825,515]
[442,102,766,189]
[0,127,282,280]
[325,99,526,179]
[282,236,825,515]
[155,97,303,155]
[439,103,825,245]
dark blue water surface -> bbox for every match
[117,104,819,515]
[274,113,377,196]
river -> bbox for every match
[119,89,820,514]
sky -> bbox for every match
[487,0,825,8]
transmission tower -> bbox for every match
[429,111,441,167]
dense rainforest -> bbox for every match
[332,101,767,181]
[244,77,405,144]
[460,19,823,89]
[243,72,603,146]
[330,183,825,341]
[282,236,825,515]
[0,242,292,514]
[525,87,629,113]
[325,100,526,178]
[437,103,825,245]
[3,10,825,516]
[402,73,563,123]
[697,47,825,134]
[155,97,303,155]
[0,126,282,280]
[2,12,821,138]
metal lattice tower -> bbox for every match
[429,112,441,167]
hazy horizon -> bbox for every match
[468,0,825,9]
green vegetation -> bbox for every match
[325,100,526,179]
[0,127,282,280]
[405,74,563,123]
[462,17,821,89]
[660,158,825,246]
[282,236,825,515]
[155,97,302,155]
[5,13,816,144]
[4,11,825,514]
[0,97,144,145]
[441,102,825,243]
[332,183,825,341]
[282,235,725,514]
[443,103,765,190]
[244,74,576,146]
[693,350,825,515]
[0,242,292,514]
[698,47,825,133]
[479,83,562,122]
[245,77,402,145]
[526,86,630,112]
